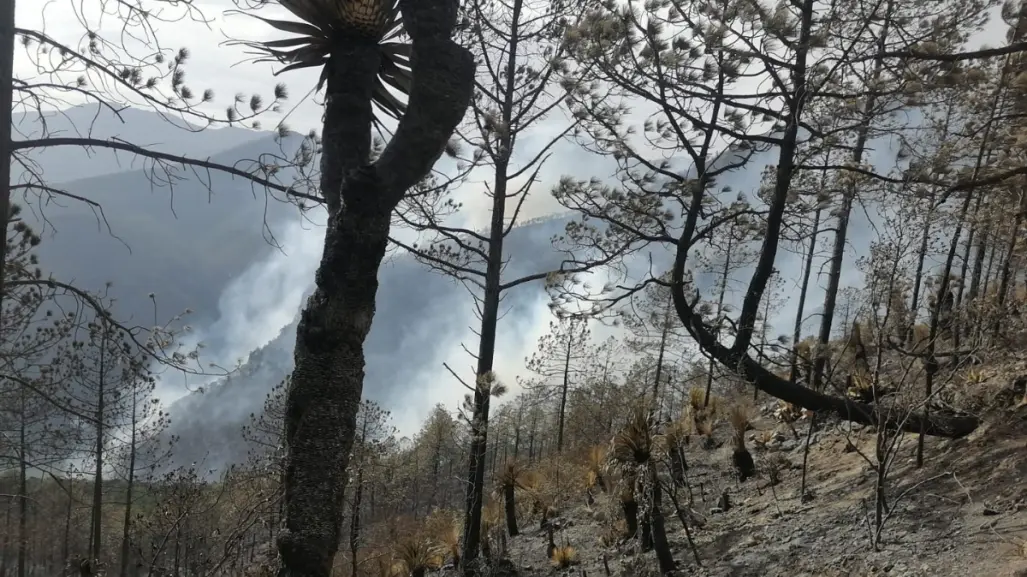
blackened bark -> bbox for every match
[460,0,523,566]
[119,389,138,577]
[621,499,639,540]
[276,1,474,574]
[648,464,676,574]
[811,0,893,392]
[789,203,822,384]
[557,336,571,452]
[0,0,15,313]
[503,483,518,537]
[90,325,108,562]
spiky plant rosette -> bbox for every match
[611,406,657,465]
[230,0,411,122]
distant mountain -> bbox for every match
[15,104,303,328]
[161,215,573,472]
[12,104,269,183]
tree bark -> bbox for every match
[119,389,138,577]
[90,324,108,562]
[276,2,474,574]
[789,203,822,384]
[648,463,675,574]
[812,0,893,391]
[460,0,523,567]
[0,0,15,315]
[503,483,518,537]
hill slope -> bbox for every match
[162,215,575,471]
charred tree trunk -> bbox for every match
[17,395,26,577]
[789,203,822,384]
[119,393,138,577]
[648,464,676,574]
[991,191,1025,339]
[276,4,474,575]
[90,324,108,562]
[460,0,523,568]
[556,337,571,453]
[812,0,893,392]
[0,0,15,305]
[621,498,639,540]
[503,483,518,537]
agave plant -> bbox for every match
[231,0,412,124]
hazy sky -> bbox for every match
[11,0,1012,435]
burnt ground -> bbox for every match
[497,407,1027,577]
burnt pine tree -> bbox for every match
[388,0,602,565]
[240,0,474,574]
[525,317,591,454]
[552,0,1027,437]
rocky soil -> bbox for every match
[496,405,1027,577]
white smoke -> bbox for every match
[153,212,326,406]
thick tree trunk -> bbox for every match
[648,464,676,574]
[276,3,473,573]
[0,0,15,309]
[503,483,518,537]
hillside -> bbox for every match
[14,104,303,327]
[497,399,1027,577]
[161,215,576,471]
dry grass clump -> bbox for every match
[422,508,461,567]
[550,545,579,569]
[728,401,756,482]
[583,444,609,493]
[394,535,443,577]
[686,387,720,443]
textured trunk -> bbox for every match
[91,326,108,562]
[789,204,821,384]
[0,0,15,312]
[556,337,571,452]
[503,483,518,537]
[621,499,639,539]
[648,464,676,574]
[277,3,474,573]
[119,394,138,577]
[460,0,522,567]
[704,225,732,406]
[812,0,892,391]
